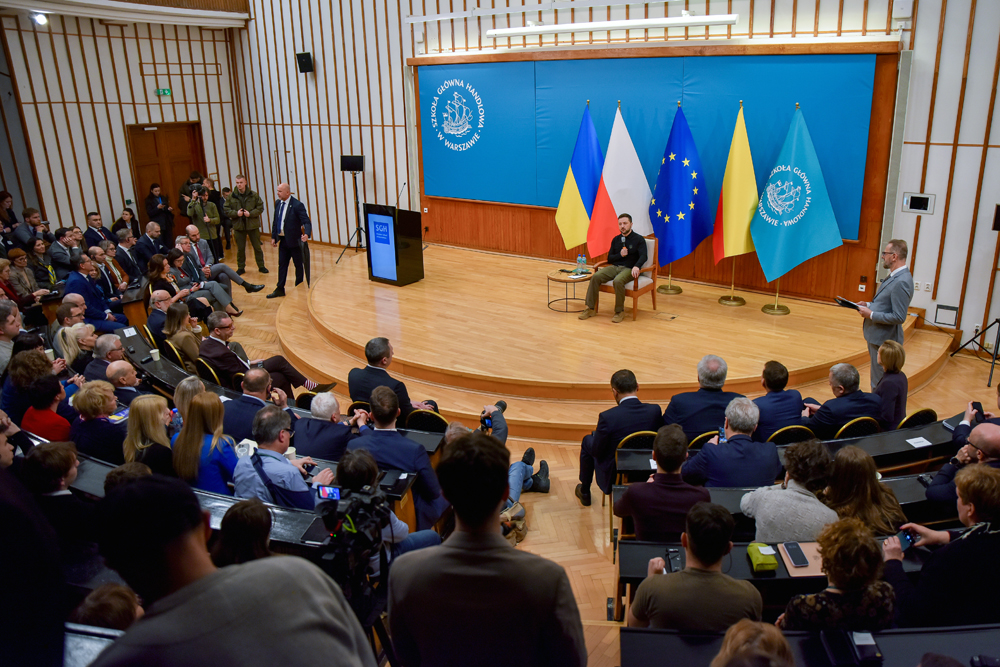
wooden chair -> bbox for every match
[688,431,717,449]
[141,324,155,346]
[405,409,449,433]
[160,340,186,369]
[897,408,938,430]
[142,280,152,314]
[593,234,658,320]
[347,401,370,416]
[767,425,815,445]
[195,358,221,386]
[615,431,658,485]
[296,391,317,410]
[834,417,880,440]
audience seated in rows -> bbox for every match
[185,224,264,295]
[113,228,143,282]
[83,334,125,382]
[0,300,21,371]
[0,408,34,477]
[576,368,663,507]
[347,386,449,530]
[173,375,205,423]
[222,367,299,443]
[820,445,905,536]
[108,360,148,406]
[294,390,369,461]
[50,226,81,281]
[778,518,894,631]
[348,336,437,426]
[132,221,165,273]
[628,502,762,631]
[148,252,213,321]
[59,323,98,376]
[614,424,710,542]
[952,386,1000,446]
[167,245,241,317]
[388,430,586,667]
[337,449,441,576]
[2,348,79,425]
[88,246,124,305]
[665,355,743,442]
[172,392,238,495]
[69,584,143,632]
[70,381,126,465]
[800,363,881,440]
[146,289,171,346]
[22,375,72,441]
[123,395,176,477]
[752,361,804,442]
[709,620,794,667]
[52,297,85,358]
[7,247,50,302]
[200,311,331,394]
[740,439,837,543]
[163,301,202,373]
[83,211,117,249]
[927,422,1000,505]
[682,398,782,488]
[30,237,58,291]
[210,498,274,568]
[233,404,334,509]
[90,475,376,667]
[873,339,908,430]
[97,240,132,290]
[883,464,1000,627]
[65,254,127,332]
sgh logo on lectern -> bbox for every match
[430,79,485,152]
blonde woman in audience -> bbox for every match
[172,391,238,495]
[873,339,907,430]
[173,375,205,423]
[709,619,794,667]
[57,323,98,376]
[123,395,175,477]
[69,380,127,465]
[820,445,905,536]
[163,302,202,373]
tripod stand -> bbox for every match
[952,318,1000,387]
[337,170,365,264]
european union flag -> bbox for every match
[650,107,714,266]
[750,108,843,283]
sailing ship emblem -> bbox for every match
[765,180,801,215]
[442,92,473,137]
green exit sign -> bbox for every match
[155,88,172,96]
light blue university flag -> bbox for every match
[750,108,843,283]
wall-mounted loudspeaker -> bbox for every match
[341,155,365,173]
[295,52,313,74]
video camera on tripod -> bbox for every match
[315,485,391,585]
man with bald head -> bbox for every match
[134,221,165,272]
[107,359,148,406]
[926,422,1000,504]
[266,183,311,299]
[222,367,299,442]
[146,289,172,346]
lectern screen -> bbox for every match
[367,211,397,281]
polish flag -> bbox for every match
[587,108,653,258]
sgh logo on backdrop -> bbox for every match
[430,79,485,152]
[757,164,813,228]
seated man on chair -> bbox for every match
[926,422,1000,504]
[222,368,300,443]
[951,387,1000,446]
[682,397,782,488]
[799,363,882,440]
[578,212,646,324]
[576,369,663,507]
[664,355,743,443]
[347,386,449,531]
[199,311,333,396]
[348,336,436,427]
[64,255,128,332]
[83,334,126,382]
[752,360,805,442]
[294,392,371,461]
[146,290,171,347]
[185,225,263,296]
[106,360,150,407]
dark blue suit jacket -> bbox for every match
[114,387,147,407]
[590,397,663,492]
[681,434,782,488]
[65,271,114,322]
[347,429,449,530]
[84,226,117,249]
[272,197,311,248]
[115,246,143,282]
[222,395,297,443]
[83,359,110,383]
[951,417,1000,446]
[348,366,416,423]
[294,418,363,461]
[801,390,883,440]
[133,234,164,273]
[753,389,805,442]
[70,417,127,465]
[147,308,166,346]
[664,388,743,442]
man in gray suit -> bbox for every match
[858,239,914,390]
[185,224,263,295]
[49,227,82,280]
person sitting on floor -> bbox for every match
[614,424,710,542]
[682,397,782,488]
[628,502,762,631]
[664,355,744,443]
[800,363,882,440]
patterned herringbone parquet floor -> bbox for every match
[233,240,995,667]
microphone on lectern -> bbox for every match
[395,182,407,208]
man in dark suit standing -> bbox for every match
[752,361,805,442]
[266,182,310,299]
[64,255,127,332]
[222,368,299,442]
[858,239,914,390]
[347,386,449,530]
[682,397,782,488]
[348,337,436,426]
[133,222,165,274]
[799,363,882,440]
[664,355,743,443]
[294,392,370,461]
[575,369,664,507]
[82,212,116,250]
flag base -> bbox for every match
[719,295,746,306]
[658,284,683,295]
[761,303,790,316]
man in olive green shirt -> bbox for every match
[628,502,762,631]
[186,187,220,248]
[224,175,268,275]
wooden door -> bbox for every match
[127,122,206,226]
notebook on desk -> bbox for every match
[778,542,824,578]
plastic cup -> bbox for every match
[284,446,296,461]
[149,349,160,362]
[44,349,55,361]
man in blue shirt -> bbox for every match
[233,405,334,510]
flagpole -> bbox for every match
[718,258,745,306]
[761,278,790,315]
[658,263,683,295]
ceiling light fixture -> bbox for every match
[485,13,738,39]
[31,12,47,25]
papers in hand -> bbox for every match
[835,296,860,310]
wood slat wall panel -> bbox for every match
[113,0,250,12]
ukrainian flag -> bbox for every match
[555,105,604,251]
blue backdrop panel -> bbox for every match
[419,62,537,205]
[534,58,684,211]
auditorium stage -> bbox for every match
[275,244,952,441]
